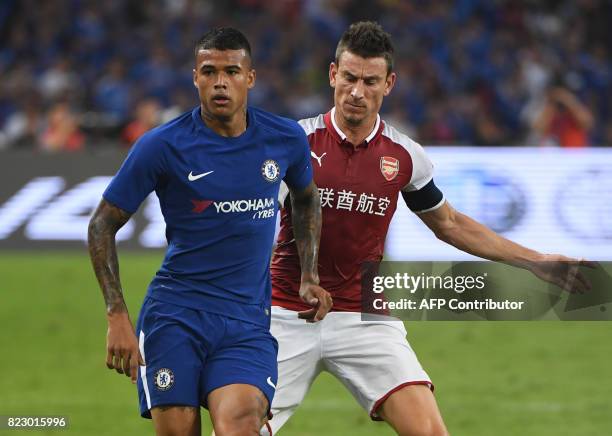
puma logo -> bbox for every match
[310,151,327,167]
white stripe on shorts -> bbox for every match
[139,330,151,410]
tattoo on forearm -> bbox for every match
[290,183,321,281]
[88,200,131,314]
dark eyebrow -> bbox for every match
[342,71,382,83]
[199,64,242,72]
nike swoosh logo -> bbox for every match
[188,170,214,181]
[266,376,276,389]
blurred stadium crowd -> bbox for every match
[0,0,610,151]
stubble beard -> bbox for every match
[343,111,365,127]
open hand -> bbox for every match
[529,254,597,294]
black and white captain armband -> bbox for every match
[401,178,445,214]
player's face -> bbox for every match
[193,48,255,122]
[330,50,395,127]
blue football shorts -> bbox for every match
[135,297,278,418]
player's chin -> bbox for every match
[344,113,366,126]
[341,106,367,123]
[207,105,234,120]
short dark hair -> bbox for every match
[335,21,394,75]
[194,27,252,60]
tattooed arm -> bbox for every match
[88,199,131,314]
[288,181,332,321]
[88,199,144,383]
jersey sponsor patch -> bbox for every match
[318,187,391,216]
[154,368,175,391]
[380,156,399,181]
[261,160,280,182]
[190,197,276,219]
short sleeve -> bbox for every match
[283,125,313,191]
[103,132,166,213]
[399,139,445,213]
[401,141,434,192]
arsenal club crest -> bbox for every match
[380,156,399,181]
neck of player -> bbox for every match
[334,110,377,146]
[200,105,248,137]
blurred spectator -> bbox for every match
[121,98,162,147]
[39,58,81,100]
[530,81,594,147]
[383,102,417,139]
[0,0,610,148]
[604,117,612,147]
[160,90,196,123]
[39,103,85,152]
[0,92,44,149]
[133,47,176,106]
[93,58,132,123]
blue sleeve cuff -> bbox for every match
[102,189,138,214]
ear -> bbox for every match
[329,62,337,88]
[247,69,256,89]
[193,68,198,88]
[383,72,396,97]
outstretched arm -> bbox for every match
[88,199,144,382]
[418,201,593,293]
[288,181,332,321]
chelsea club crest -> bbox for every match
[154,368,175,391]
[261,159,280,182]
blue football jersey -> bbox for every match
[103,106,312,327]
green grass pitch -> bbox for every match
[1,251,610,435]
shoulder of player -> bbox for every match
[380,120,428,159]
[250,106,306,140]
[297,114,326,136]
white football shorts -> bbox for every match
[262,306,433,435]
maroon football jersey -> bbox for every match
[271,108,441,312]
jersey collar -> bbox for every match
[326,107,382,146]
